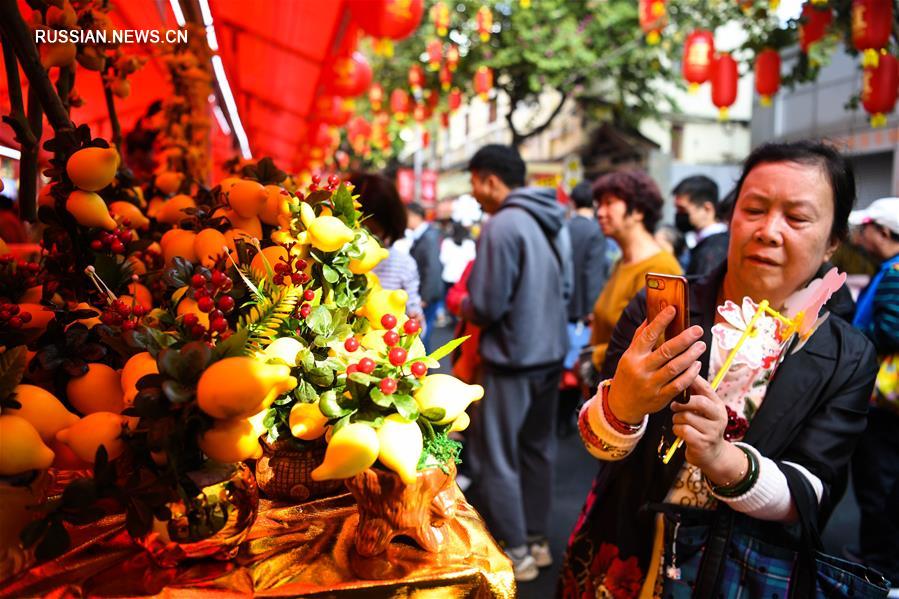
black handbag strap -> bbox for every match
[692,506,735,597]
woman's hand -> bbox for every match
[671,376,729,471]
[607,306,705,424]
[672,376,749,487]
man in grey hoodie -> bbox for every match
[461,144,572,581]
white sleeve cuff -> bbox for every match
[781,460,824,504]
[577,393,647,461]
[711,443,796,522]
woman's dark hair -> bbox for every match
[592,170,664,233]
[450,221,469,245]
[734,140,856,243]
[468,144,526,189]
[348,172,407,245]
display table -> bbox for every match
[3,491,515,598]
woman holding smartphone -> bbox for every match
[559,141,880,597]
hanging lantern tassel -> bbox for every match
[712,53,738,121]
[374,38,394,57]
[521,0,531,8]
[768,0,780,10]
[474,66,493,101]
[476,6,492,42]
[755,48,781,108]
[852,0,892,69]
[862,53,898,128]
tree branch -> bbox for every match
[0,0,73,133]
[103,73,123,151]
[2,34,40,221]
[508,91,568,148]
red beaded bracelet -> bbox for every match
[600,380,643,435]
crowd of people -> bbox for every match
[353,140,898,596]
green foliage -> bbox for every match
[240,285,302,352]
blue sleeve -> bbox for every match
[868,267,899,353]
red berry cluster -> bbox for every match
[0,303,33,329]
[189,269,235,336]
[100,297,147,330]
[342,313,428,382]
[0,255,40,288]
[89,227,133,254]
[272,256,310,288]
[308,173,341,193]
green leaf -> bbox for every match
[332,184,356,227]
[307,305,332,336]
[348,372,377,386]
[307,365,335,387]
[0,346,27,403]
[421,407,447,422]
[213,327,250,359]
[369,387,394,408]
[319,389,351,418]
[162,380,194,404]
[427,335,470,362]
[322,264,339,284]
[393,394,419,421]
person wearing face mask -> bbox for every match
[672,175,730,277]
[846,196,899,587]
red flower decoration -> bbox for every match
[724,405,749,440]
[587,543,644,599]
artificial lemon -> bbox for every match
[160,228,197,264]
[376,414,423,484]
[193,228,228,268]
[196,357,297,420]
[109,201,150,230]
[262,337,303,366]
[66,147,119,192]
[228,179,266,219]
[289,401,329,441]
[55,412,127,462]
[67,363,125,415]
[198,418,263,463]
[310,422,379,481]
[0,416,55,475]
[413,374,484,425]
[356,288,407,330]
[120,352,158,407]
[5,385,78,444]
[155,194,196,225]
[348,233,389,274]
[154,171,184,195]
[306,216,355,253]
[66,190,117,230]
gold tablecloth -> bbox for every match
[3,492,515,598]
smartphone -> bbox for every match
[645,273,690,403]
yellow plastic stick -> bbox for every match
[661,299,799,464]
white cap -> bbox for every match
[849,197,899,235]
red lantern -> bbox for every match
[682,30,715,91]
[448,87,463,112]
[413,102,428,123]
[755,48,781,107]
[427,39,442,71]
[422,130,431,148]
[316,96,354,127]
[369,82,384,112]
[711,53,738,120]
[440,111,450,128]
[439,63,452,91]
[390,88,410,121]
[311,123,338,157]
[347,0,424,41]
[862,53,898,127]
[431,1,450,36]
[446,44,460,72]
[639,0,667,45]
[852,0,893,67]
[474,66,493,101]
[347,116,372,153]
[330,52,372,98]
[476,6,492,42]
[408,64,425,92]
[799,2,833,53]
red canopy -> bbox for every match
[1,0,359,175]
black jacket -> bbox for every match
[566,214,608,322]
[409,225,444,305]
[686,230,730,277]
[560,262,878,594]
